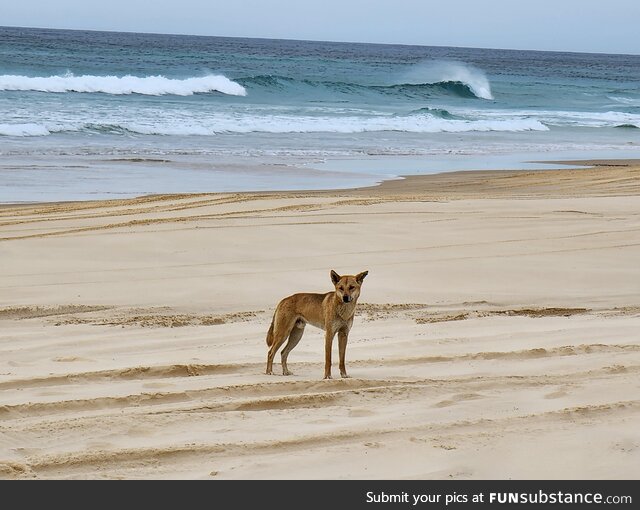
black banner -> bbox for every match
[1,479,637,509]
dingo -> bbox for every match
[265,270,368,379]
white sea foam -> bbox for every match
[608,96,640,106]
[399,60,494,100]
[465,108,640,128]
[0,73,247,96]
[21,104,640,137]
[122,115,546,135]
[0,123,51,136]
[0,114,548,137]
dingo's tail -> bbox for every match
[265,319,275,346]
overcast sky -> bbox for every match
[3,0,640,54]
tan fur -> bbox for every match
[265,269,368,379]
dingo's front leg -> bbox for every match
[324,328,336,379]
[338,328,350,378]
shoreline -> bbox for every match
[346,158,640,198]
[2,158,640,209]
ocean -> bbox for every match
[1,26,639,202]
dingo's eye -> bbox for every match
[349,286,355,291]
[339,286,344,291]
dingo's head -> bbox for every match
[330,270,368,304]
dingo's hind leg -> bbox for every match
[281,320,305,375]
[266,311,297,375]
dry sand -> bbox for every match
[1,160,639,479]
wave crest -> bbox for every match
[406,107,459,119]
[382,81,480,99]
[238,70,491,100]
[397,60,494,100]
[0,73,247,96]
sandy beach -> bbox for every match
[1,160,639,480]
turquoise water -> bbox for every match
[1,26,639,201]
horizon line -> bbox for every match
[2,24,639,58]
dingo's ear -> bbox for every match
[330,270,341,285]
[355,270,369,284]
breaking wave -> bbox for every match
[0,123,51,136]
[0,73,247,96]
[0,116,547,137]
[397,61,494,100]
[237,73,490,100]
